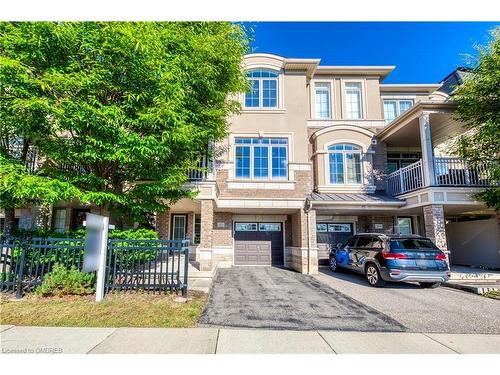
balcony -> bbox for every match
[187,154,212,181]
[387,157,492,196]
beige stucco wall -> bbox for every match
[309,76,383,120]
[226,72,309,164]
[311,126,375,191]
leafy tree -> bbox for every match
[1,22,248,230]
[453,27,500,210]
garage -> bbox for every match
[446,218,500,269]
[317,222,354,265]
[234,222,284,266]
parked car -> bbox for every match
[329,233,450,288]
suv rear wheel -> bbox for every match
[365,264,386,287]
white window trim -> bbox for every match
[382,98,415,123]
[311,80,334,120]
[234,139,288,181]
[229,133,294,181]
[242,67,285,111]
[324,142,364,186]
[171,214,187,241]
[340,78,367,120]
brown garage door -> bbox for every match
[234,222,284,266]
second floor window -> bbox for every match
[245,69,279,109]
[235,137,288,180]
[383,99,413,124]
[328,143,362,185]
[314,82,331,119]
[344,82,363,119]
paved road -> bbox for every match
[198,267,404,331]
[314,268,500,334]
[2,325,500,354]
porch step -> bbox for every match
[181,261,217,293]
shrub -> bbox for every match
[7,227,158,240]
[36,264,95,297]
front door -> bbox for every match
[171,214,187,241]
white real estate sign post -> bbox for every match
[82,213,110,302]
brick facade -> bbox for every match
[372,140,388,191]
[156,210,170,239]
[212,212,233,247]
[216,169,312,199]
[288,209,318,274]
[358,215,396,234]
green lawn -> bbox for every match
[482,290,500,300]
[0,291,207,328]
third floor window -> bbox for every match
[344,82,363,119]
[314,82,331,119]
[244,69,279,109]
[383,99,413,124]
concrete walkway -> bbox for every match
[1,325,500,354]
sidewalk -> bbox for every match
[2,325,500,354]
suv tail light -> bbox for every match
[382,252,407,260]
[435,253,447,261]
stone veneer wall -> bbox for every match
[423,204,448,251]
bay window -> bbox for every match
[328,143,362,185]
[344,82,363,119]
[244,69,279,109]
[383,99,413,123]
[235,137,288,180]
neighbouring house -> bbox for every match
[2,53,499,272]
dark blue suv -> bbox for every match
[329,233,450,287]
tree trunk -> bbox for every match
[3,208,16,234]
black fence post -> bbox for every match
[182,239,189,298]
[15,237,29,299]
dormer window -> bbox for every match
[244,69,279,109]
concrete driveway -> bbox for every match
[198,267,405,331]
[314,268,500,334]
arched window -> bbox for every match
[245,69,279,109]
[328,143,362,184]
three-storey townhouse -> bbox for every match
[3,54,499,272]
[156,53,500,273]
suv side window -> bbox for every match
[345,237,358,247]
[371,238,384,249]
[356,236,372,248]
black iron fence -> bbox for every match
[105,239,189,296]
[0,236,189,298]
[0,236,85,298]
